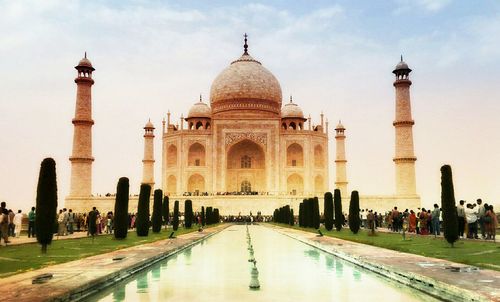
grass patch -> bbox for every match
[271,223,500,271]
[0,225,218,278]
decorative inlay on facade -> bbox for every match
[225,132,267,147]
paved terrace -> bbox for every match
[0,224,228,302]
[269,224,500,302]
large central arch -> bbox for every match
[226,139,265,193]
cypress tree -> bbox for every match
[201,206,205,226]
[172,200,180,231]
[304,199,312,227]
[334,189,343,231]
[299,202,304,227]
[349,191,360,234]
[152,189,163,233]
[206,207,213,225]
[162,195,169,229]
[114,177,129,239]
[289,208,294,226]
[214,208,220,223]
[35,158,58,253]
[88,208,97,238]
[312,197,320,229]
[324,192,334,231]
[136,184,151,236]
[441,165,459,246]
[184,200,193,228]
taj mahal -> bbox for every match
[65,35,420,215]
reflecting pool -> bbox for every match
[88,225,439,301]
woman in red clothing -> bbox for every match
[408,210,417,233]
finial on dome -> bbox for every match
[199,94,202,102]
[243,33,248,55]
[400,54,403,62]
[85,51,87,59]
[290,95,293,103]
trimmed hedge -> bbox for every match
[184,199,193,228]
[35,158,58,253]
[114,177,129,239]
[349,191,360,234]
[152,189,163,233]
[136,184,151,236]
[334,189,343,231]
[441,165,459,246]
[324,192,334,231]
[172,200,179,231]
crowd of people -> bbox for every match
[356,199,498,240]
[0,202,37,245]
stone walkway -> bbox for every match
[0,225,228,302]
[269,224,500,302]
[2,232,90,247]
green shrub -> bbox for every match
[324,192,334,231]
[35,158,58,253]
[289,208,294,226]
[201,206,205,226]
[136,184,151,236]
[114,177,129,239]
[173,200,179,231]
[441,165,459,246]
[312,197,320,229]
[334,189,343,231]
[162,195,169,228]
[349,191,360,234]
[152,189,163,233]
[184,199,193,228]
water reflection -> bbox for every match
[325,255,334,270]
[336,260,344,278]
[353,269,362,281]
[304,249,320,261]
[151,266,161,281]
[112,283,125,302]
[90,225,439,302]
[136,273,148,293]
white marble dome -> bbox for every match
[210,52,282,115]
[187,100,211,118]
[281,98,304,119]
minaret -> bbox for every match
[69,53,95,197]
[335,121,348,197]
[393,56,417,196]
[142,119,155,187]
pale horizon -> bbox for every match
[1,0,499,212]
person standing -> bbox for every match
[465,204,478,239]
[67,209,75,234]
[8,210,15,237]
[13,210,23,238]
[28,207,36,238]
[0,208,9,245]
[431,204,441,236]
[57,210,65,236]
[456,200,466,238]
[484,205,497,241]
[476,199,486,239]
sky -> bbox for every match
[0,0,499,212]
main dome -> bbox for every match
[210,49,282,117]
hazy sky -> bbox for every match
[1,0,499,212]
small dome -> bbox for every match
[76,52,95,70]
[187,100,211,118]
[335,120,345,130]
[393,56,411,74]
[394,61,409,70]
[281,97,304,119]
[144,119,154,129]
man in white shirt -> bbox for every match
[13,210,23,238]
[465,204,478,239]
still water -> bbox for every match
[89,225,439,301]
